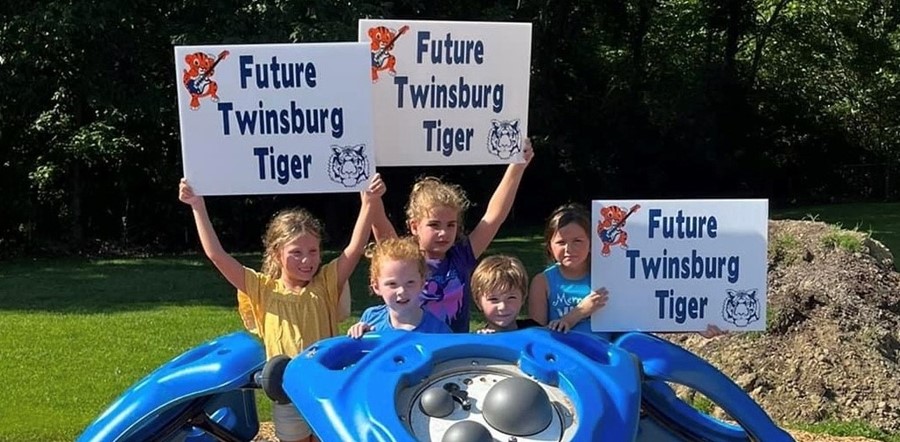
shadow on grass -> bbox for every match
[7,203,894,315]
[0,254,251,313]
[0,234,550,314]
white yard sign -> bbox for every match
[590,200,769,332]
[358,19,532,166]
[175,43,374,195]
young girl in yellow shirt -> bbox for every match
[178,175,385,442]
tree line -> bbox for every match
[1,0,898,255]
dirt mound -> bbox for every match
[667,220,900,433]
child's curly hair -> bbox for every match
[365,237,428,286]
[471,255,529,306]
[261,208,324,279]
[404,176,471,236]
[543,203,591,261]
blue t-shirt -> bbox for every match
[544,263,610,340]
[360,305,451,334]
[420,238,477,333]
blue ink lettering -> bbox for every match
[416,31,485,65]
[655,289,708,324]
[648,208,718,239]
[423,120,474,157]
[253,146,312,184]
[239,55,317,89]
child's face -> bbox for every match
[549,222,590,269]
[410,205,458,258]
[478,288,523,330]
[372,258,425,315]
[279,233,321,283]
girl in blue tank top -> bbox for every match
[528,204,611,339]
[528,204,726,341]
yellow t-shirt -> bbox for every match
[236,259,340,359]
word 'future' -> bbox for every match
[239,55,317,89]
[416,31,484,65]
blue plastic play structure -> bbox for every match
[78,332,265,442]
[79,329,794,441]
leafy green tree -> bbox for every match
[1,0,898,252]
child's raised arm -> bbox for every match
[370,174,398,242]
[528,272,549,325]
[468,138,534,258]
[336,174,386,288]
[371,211,398,242]
[178,178,246,293]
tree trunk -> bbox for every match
[723,0,744,79]
[749,0,792,86]
[630,0,656,90]
[69,161,84,247]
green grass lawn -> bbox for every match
[0,202,897,441]
[0,247,514,441]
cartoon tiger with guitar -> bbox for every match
[182,50,229,110]
[597,204,641,256]
[368,25,409,82]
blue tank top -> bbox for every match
[543,264,610,340]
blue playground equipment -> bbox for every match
[79,329,794,442]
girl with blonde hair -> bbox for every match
[178,175,385,442]
[372,140,534,332]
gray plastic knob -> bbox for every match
[441,420,493,442]
[482,377,553,436]
[419,387,455,418]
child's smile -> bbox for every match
[280,233,321,286]
[373,259,426,313]
[480,289,523,330]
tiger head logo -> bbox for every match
[328,144,370,188]
[722,289,760,327]
[487,119,521,159]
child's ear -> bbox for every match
[407,219,419,235]
[370,282,379,294]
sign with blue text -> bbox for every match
[590,200,769,332]
[175,43,374,195]
[358,19,532,166]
